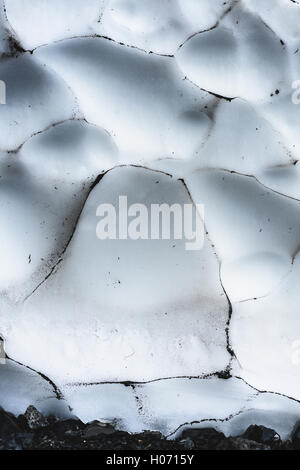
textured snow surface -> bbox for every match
[1,0,300,439]
[4,166,229,383]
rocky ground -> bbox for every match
[0,406,300,450]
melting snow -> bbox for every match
[0,0,300,440]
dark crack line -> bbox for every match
[202,89,236,102]
[23,259,63,302]
[166,402,258,439]
[22,169,103,302]
[177,0,240,51]
[219,271,235,361]
[6,116,96,156]
[258,18,285,45]
[30,34,174,58]
[0,336,64,401]
[235,376,300,405]
[183,76,237,102]
[253,12,286,46]
[23,165,173,302]
[7,356,64,401]
[215,167,300,202]
[6,119,73,155]
[65,370,231,388]
[237,261,294,304]
[190,167,300,304]
[178,177,236,368]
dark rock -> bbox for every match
[0,408,23,436]
[16,413,29,430]
[83,420,116,438]
[217,370,231,380]
[0,405,295,450]
[217,437,270,451]
[180,428,226,450]
[179,437,195,449]
[0,435,20,450]
[23,405,47,430]
[292,424,300,450]
[51,418,84,437]
[242,425,281,447]
[15,432,34,449]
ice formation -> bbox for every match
[1,0,300,440]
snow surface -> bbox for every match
[1,0,300,439]
[0,359,70,418]
[4,166,229,383]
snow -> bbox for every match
[62,377,300,440]
[20,119,118,181]
[197,99,293,174]
[257,163,300,200]
[4,0,104,50]
[0,359,70,418]
[34,37,211,163]
[244,0,300,44]
[225,391,300,441]
[134,377,256,436]
[231,252,300,400]
[259,91,300,157]
[1,0,300,440]
[2,166,229,383]
[63,383,142,432]
[185,168,300,302]
[186,169,300,260]
[0,120,116,298]
[0,54,78,151]
[0,0,9,55]
[97,0,230,55]
[176,3,286,102]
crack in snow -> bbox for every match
[214,167,300,203]
[6,118,75,155]
[183,75,238,102]
[235,376,300,405]
[178,177,236,369]
[30,34,175,58]
[253,13,286,46]
[166,398,259,439]
[65,371,231,388]
[22,165,174,302]
[177,0,241,52]
[0,335,64,401]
